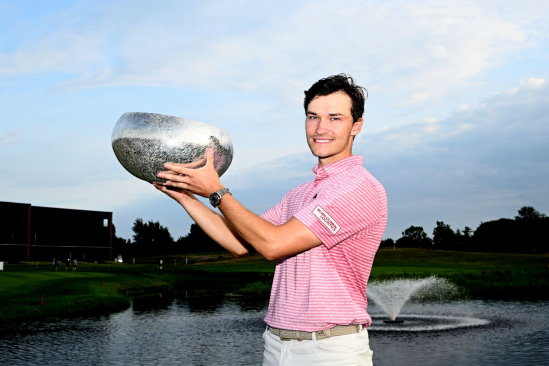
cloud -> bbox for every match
[113,73,549,239]
[2,1,549,242]
[227,78,549,239]
[362,77,549,236]
[0,129,24,146]
[520,77,546,88]
[2,0,548,108]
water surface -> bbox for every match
[0,294,547,366]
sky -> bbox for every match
[1,0,548,242]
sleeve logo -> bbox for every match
[312,205,341,234]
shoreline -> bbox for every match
[1,250,547,326]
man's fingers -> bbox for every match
[165,180,191,190]
[167,155,207,169]
[163,163,194,175]
[205,148,215,169]
[153,182,190,195]
[162,150,211,174]
[157,170,185,178]
[157,171,191,183]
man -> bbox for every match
[154,74,387,365]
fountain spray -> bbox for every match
[367,276,459,323]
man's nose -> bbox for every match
[315,119,329,134]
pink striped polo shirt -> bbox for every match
[261,155,387,332]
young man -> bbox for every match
[154,74,387,365]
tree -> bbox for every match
[472,218,519,253]
[514,206,549,253]
[112,224,131,259]
[455,226,473,251]
[175,223,223,253]
[396,226,432,248]
[132,218,174,256]
[433,221,457,250]
[379,238,395,248]
[515,206,547,222]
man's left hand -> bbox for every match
[156,148,224,198]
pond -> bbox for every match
[0,293,547,366]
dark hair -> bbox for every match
[304,74,368,122]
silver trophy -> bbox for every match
[112,112,233,183]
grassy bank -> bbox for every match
[370,248,549,299]
[0,270,171,326]
[1,249,547,325]
[194,249,549,299]
[0,255,272,326]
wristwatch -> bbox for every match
[209,187,231,208]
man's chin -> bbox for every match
[310,150,334,159]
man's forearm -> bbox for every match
[178,195,250,257]
[217,194,322,261]
[217,194,278,258]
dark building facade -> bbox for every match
[0,201,112,262]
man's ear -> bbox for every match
[351,118,363,136]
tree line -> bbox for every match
[113,206,548,257]
[381,206,548,254]
[113,218,225,258]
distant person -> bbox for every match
[159,259,163,270]
[65,258,70,271]
[54,259,58,271]
[73,259,77,271]
[154,74,386,365]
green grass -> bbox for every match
[1,249,548,325]
[445,270,549,299]
[0,268,174,326]
[0,271,125,325]
[370,249,549,299]
[370,248,549,276]
[183,256,276,273]
[235,280,273,297]
[0,256,271,326]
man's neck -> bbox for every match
[317,153,353,167]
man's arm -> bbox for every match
[157,149,322,261]
[217,194,321,260]
[153,183,250,257]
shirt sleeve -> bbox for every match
[293,178,383,249]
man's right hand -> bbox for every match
[153,159,251,258]
[153,158,206,205]
[153,180,196,205]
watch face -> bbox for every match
[210,193,221,207]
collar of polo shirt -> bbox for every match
[312,155,364,178]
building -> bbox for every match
[0,201,112,262]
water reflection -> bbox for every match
[0,296,547,366]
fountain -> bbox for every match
[366,276,489,331]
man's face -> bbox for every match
[305,92,363,166]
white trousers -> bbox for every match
[262,327,373,366]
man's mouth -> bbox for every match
[313,138,333,143]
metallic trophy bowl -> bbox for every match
[112,112,233,183]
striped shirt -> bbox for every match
[261,155,387,332]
